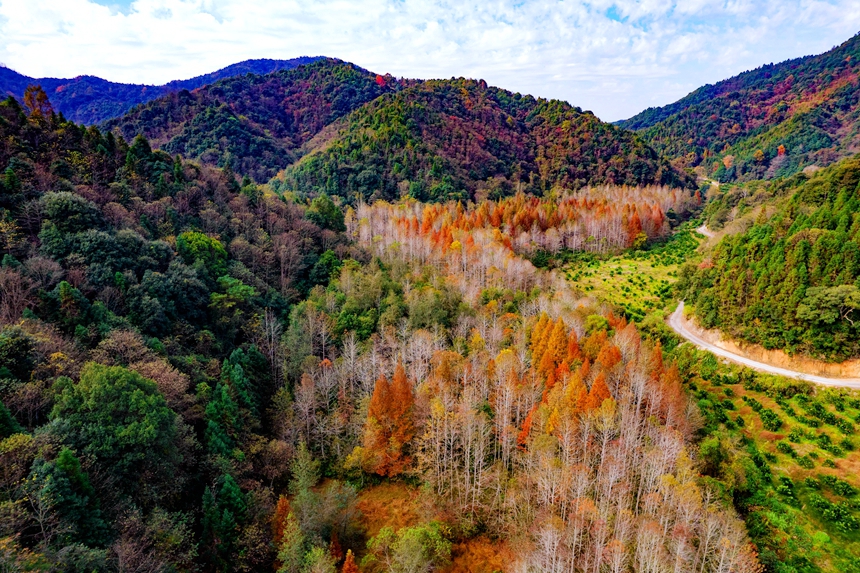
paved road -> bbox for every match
[669,302,860,388]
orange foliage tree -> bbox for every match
[342,549,358,573]
[357,362,415,476]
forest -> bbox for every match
[620,32,860,183]
[678,156,860,360]
[0,57,321,126]
[0,90,766,573]
[277,78,689,203]
[104,59,396,182]
[102,60,690,195]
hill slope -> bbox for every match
[0,56,321,125]
[678,155,860,360]
[619,33,860,182]
[276,78,690,202]
[105,59,396,181]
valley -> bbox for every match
[1,28,860,573]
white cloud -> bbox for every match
[0,0,858,121]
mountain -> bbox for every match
[277,77,690,203]
[619,33,860,182]
[104,59,397,182]
[0,56,321,125]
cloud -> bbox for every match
[0,0,858,120]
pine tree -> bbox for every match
[276,511,305,573]
[362,363,415,476]
[596,343,622,371]
[272,495,291,543]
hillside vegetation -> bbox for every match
[678,155,860,360]
[105,59,394,182]
[277,78,690,203]
[0,93,762,572]
[620,33,860,183]
[0,57,321,125]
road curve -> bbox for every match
[695,224,715,238]
[669,302,860,388]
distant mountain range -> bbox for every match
[619,33,860,182]
[0,57,322,124]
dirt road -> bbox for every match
[669,302,860,388]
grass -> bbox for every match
[562,224,703,321]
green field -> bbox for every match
[562,224,703,321]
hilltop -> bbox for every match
[620,33,860,182]
[104,59,397,182]
[277,77,690,202]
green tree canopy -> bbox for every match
[50,363,180,505]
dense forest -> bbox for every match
[678,155,860,360]
[104,60,395,183]
[619,33,860,183]
[105,61,689,194]
[277,78,690,203]
[0,57,321,125]
[0,91,764,572]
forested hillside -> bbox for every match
[620,33,860,183]
[277,78,690,203]
[105,59,397,182]
[678,155,860,360]
[0,93,761,572]
[0,57,321,125]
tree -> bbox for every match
[797,285,860,326]
[202,474,247,570]
[40,192,103,234]
[341,549,358,573]
[276,511,305,573]
[307,194,346,232]
[25,448,108,546]
[365,522,452,573]
[584,371,612,412]
[23,85,53,118]
[356,363,415,476]
[176,231,229,278]
[50,363,180,505]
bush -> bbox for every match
[760,409,783,431]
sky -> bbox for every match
[0,0,859,121]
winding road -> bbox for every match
[669,302,860,388]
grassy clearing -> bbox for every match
[562,224,703,321]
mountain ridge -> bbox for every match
[618,32,860,182]
[0,56,323,124]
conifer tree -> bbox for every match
[341,549,358,573]
[585,372,612,411]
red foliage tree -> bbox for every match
[584,372,612,411]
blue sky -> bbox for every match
[1,0,859,121]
